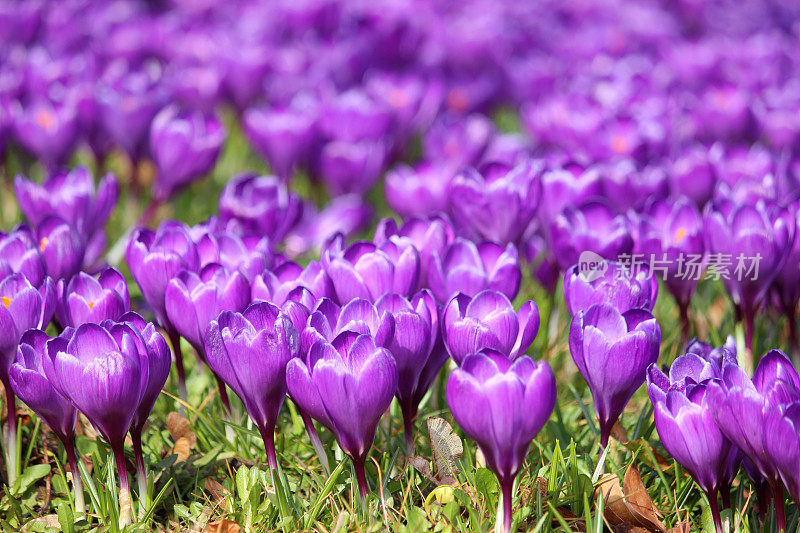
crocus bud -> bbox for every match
[442,290,539,365]
[448,160,543,244]
[56,267,129,327]
[287,331,398,501]
[563,261,657,316]
[35,216,85,281]
[375,290,447,448]
[447,350,555,533]
[765,403,800,509]
[218,173,304,243]
[428,238,520,303]
[205,302,299,470]
[165,263,251,353]
[569,303,660,447]
[150,105,226,201]
[550,200,634,271]
[324,240,420,303]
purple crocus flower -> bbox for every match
[427,238,520,303]
[384,162,456,219]
[126,221,200,326]
[668,145,716,206]
[563,261,657,316]
[11,329,84,512]
[113,312,171,501]
[194,229,274,283]
[317,138,387,197]
[423,113,493,169]
[442,290,539,365]
[0,226,47,287]
[205,302,299,470]
[324,239,420,303]
[34,216,85,282]
[765,402,800,511]
[375,290,446,448]
[771,207,800,362]
[569,303,660,447]
[704,199,794,367]
[98,63,166,162]
[283,195,372,258]
[448,160,543,244]
[647,354,742,532]
[300,297,395,355]
[43,321,154,526]
[150,105,226,201]
[14,167,118,268]
[11,96,79,170]
[447,350,555,533]
[550,200,634,271]
[373,216,454,288]
[126,221,200,399]
[165,263,250,413]
[287,331,398,501]
[56,267,129,327]
[0,273,55,484]
[707,350,800,531]
[537,161,603,225]
[243,104,317,181]
[251,260,332,305]
[217,173,304,245]
[601,161,668,212]
[637,198,704,340]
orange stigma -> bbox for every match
[39,237,49,251]
[674,227,687,244]
[1,296,11,308]
[88,301,95,309]
[611,135,629,154]
[35,109,55,131]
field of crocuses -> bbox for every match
[3,0,800,532]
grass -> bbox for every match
[1,115,798,532]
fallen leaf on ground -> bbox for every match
[428,417,462,485]
[595,464,666,532]
[204,478,229,504]
[203,519,241,533]
[167,411,197,461]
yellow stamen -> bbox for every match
[1,296,11,308]
[674,227,687,244]
[39,237,49,251]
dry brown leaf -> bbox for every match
[668,523,692,533]
[611,421,630,444]
[203,519,241,533]
[427,417,462,485]
[21,514,60,532]
[167,412,197,461]
[595,464,666,533]
[204,478,229,504]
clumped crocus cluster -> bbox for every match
[3,0,800,530]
